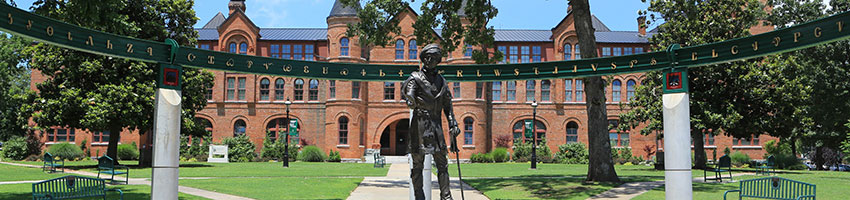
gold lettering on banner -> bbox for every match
[590,63,597,71]
[86,36,94,46]
[794,32,801,42]
[7,13,11,24]
[838,21,844,32]
[692,52,698,61]
[650,58,657,65]
[323,67,328,74]
[731,45,738,55]
[456,70,463,77]
[712,49,718,58]
[146,47,153,56]
[46,26,53,36]
[106,40,113,49]
[67,32,72,41]
[773,37,781,47]
[207,56,215,64]
[283,64,292,72]
[514,68,520,76]
[573,65,577,72]
[630,60,638,68]
[814,27,822,38]
[126,43,134,53]
[26,20,31,30]
[610,62,617,69]
[268,63,277,70]
[534,67,539,75]
[752,41,758,51]
[379,69,386,77]
[493,69,501,76]
[304,66,309,73]
[553,66,558,74]
[477,69,482,77]
[398,70,404,77]
[187,53,196,62]
[341,68,349,76]
[438,70,445,75]
[361,69,367,76]
[226,59,234,67]
[246,61,253,68]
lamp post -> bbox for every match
[531,100,538,169]
[283,98,292,168]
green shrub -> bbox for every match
[221,135,256,162]
[762,140,804,169]
[117,143,139,160]
[1,136,30,160]
[512,139,553,163]
[555,143,588,164]
[298,145,325,162]
[491,148,510,162]
[180,136,211,161]
[730,151,751,167]
[327,150,341,162]
[470,152,493,163]
[48,142,84,160]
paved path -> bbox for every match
[0,161,253,200]
[347,163,490,200]
[587,172,756,200]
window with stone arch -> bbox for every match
[566,121,579,143]
[274,79,285,101]
[526,80,536,102]
[259,78,270,101]
[229,42,237,54]
[233,119,247,137]
[564,44,572,60]
[574,44,582,59]
[512,120,546,144]
[409,39,418,60]
[338,116,349,145]
[463,117,474,145]
[627,79,636,101]
[395,39,405,60]
[612,79,622,102]
[308,79,319,101]
[294,79,305,101]
[266,118,288,141]
[340,37,350,56]
[239,42,248,54]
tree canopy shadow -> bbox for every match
[466,177,620,199]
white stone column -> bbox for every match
[409,154,433,200]
[151,88,182,200]
[663,92,693,200]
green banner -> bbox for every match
[1,2,849,81]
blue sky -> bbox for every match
[11,0,654,31]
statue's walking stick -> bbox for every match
[456,151,465,200]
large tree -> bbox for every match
[0,33,32,141]
[24,0,213,163]
[621,0,767,169]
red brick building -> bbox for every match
[32,0,774,161]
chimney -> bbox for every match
[229,0,246,15]
[637,16,647,36]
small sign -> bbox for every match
[157,64,182,90]
[288,119,299,136]
[208,145,229,163]
[524,120,533,138]
[666,72,682,90]
[663,69,688,94]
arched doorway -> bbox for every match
[379,119,409,156]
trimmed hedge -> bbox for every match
[470,152,494,163]
[117,143,139,160]
[730,151,751,167]
[555,143,589,164]
[298,145,325,162]
[491,148,510,163]
[48,142,84,160]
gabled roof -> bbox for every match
[202,12,227,29]
[220,8,259,33]
[259,28,328,41]
[590,15,611,32]
[493,30,552,42]
[328,0,359,18]
[595,31,655,44]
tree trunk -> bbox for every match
[107,125,122,164]
[789,137,798,159]
[571,0,620,183]
[814,145,824,170]
[138,130,153,167]
[692,130,706,169]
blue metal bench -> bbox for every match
[757,155,776,175]
[724,176,815,200]
[42,152,64,173]
[705,155,732,182]
[32,175,123,200]
[374,152,386,168]
[96,156,129,184]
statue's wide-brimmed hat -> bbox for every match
[420,43,441,58]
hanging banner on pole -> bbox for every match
[2,3,850,81]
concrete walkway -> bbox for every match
[347,163,490,200]
[587,172,756,200]
[0,161,253,200]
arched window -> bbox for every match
[275,79,285,101]
[229,43,237,54]
[506,81,517,101]
[612,80,622,102]
[574,44,581,59]
[395,39,405,60]
[233,119,247,137]
[294,79,304,101]
[564,44,572,60]
[541,80,551,102]
[566,121,579,143]
[266,118,287,141]
[576,79,584,102]
[464,44,473,57]
[259,78,270,101]
[526,80,536,102]
[627,80,636,101]
[240,42,248,54]
[492,82,502,101]
[512,120,546,143]
[409,40,418,60]
[564,79,573,102]
[384,82,395,100]
[338,117,349,145]
[463,117,474,145]
[340,38,350,56]
[308,79,319,101]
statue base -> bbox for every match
[409,154,433,200]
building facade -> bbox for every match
[31,0,775,161]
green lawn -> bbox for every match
[0,164,73,181]
[447,163,714,181]
[179,177,363,200]
[12,160,389,178]
[0,183,208,200]
[633,170,850,200]
[465,177,619,200]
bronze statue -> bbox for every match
[402,43,460,200]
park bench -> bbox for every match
[757,155,776,175]
[96,156,129,184]
[374,152,386,168]
[32,175,123,200]
[704,155,733,182]
[42,152,64,173]
[724,176,815,200]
